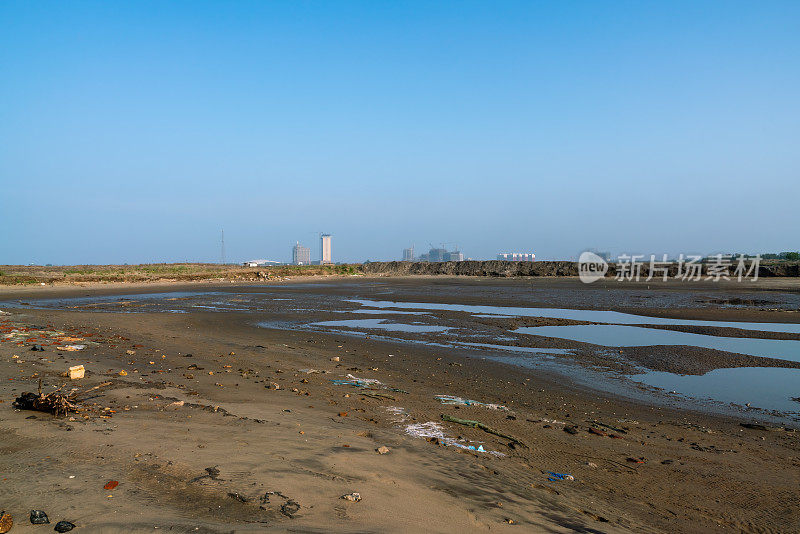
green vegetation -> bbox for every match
[762,251,800,261]
[0,262,365,286]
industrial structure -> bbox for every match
[243,259,281,267]
[402,247,414,261]
[292,242,311,265]
[319,234,333,264]
[497,252,536,261]
[418,244,463,262]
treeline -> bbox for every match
[762,252,800,261]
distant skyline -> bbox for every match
[2,1,798,265]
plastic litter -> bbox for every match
[59,345,86,352]
[404,421,505,456]
[54,520,76,532]
[435,395,508,411]
[69,365,85,380]
[545,472,574,482]
[332,374,382,387]
[341,492,362,502]
[331,374,407,393]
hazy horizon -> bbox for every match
[2,1,798,265]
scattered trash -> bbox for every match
[441,414,525,446]
[332,374,381,387]
[588,427,607,437]
[30,510,49,524]
[330,356,340,362]
[563,426,579,435]
[404,421,505,456]
[435,395,508,411]
[384,406,409,423]
[341,492,362,502]
[54,520,76,532]
[586,462,598,468]
[118,370,128,376]
[0,511,11,534]
[626,457,646,464]
[104,480,119,490]
[30,344,45,351]
[545,472,574,482]
[338,412,348,417]
[298,368,324,374]
[68,365,85,380]
[58,345,86,352]
[376,446,390,454]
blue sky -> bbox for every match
[1,1,798,264]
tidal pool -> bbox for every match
[350,299,800,334]
[633,367,800,413]
[310,318,449,334]
[515,324,800,363]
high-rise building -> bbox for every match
[444,251,464,262]
[292,242,311,265]
[402,247,414,261]
[320,234,333,264]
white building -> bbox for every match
[497,252,535,261]
[320,234,333,264]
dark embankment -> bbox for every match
[360,260,578,277]
[360,260,800,277]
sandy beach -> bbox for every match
[1,276,799,533]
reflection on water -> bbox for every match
[350,299,800,334]
[515,324,800,363]
[634,367,800,413]
[310,318,449,334]
[331,309,426,315]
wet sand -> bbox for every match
[1,277,799,533]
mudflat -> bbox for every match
[1,276,798,533]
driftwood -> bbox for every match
[360,392,396,401]
[441,414,527,447]
[12,379,112,416]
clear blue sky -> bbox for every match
[1,1,798,264]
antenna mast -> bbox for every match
[220,229,226,265]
